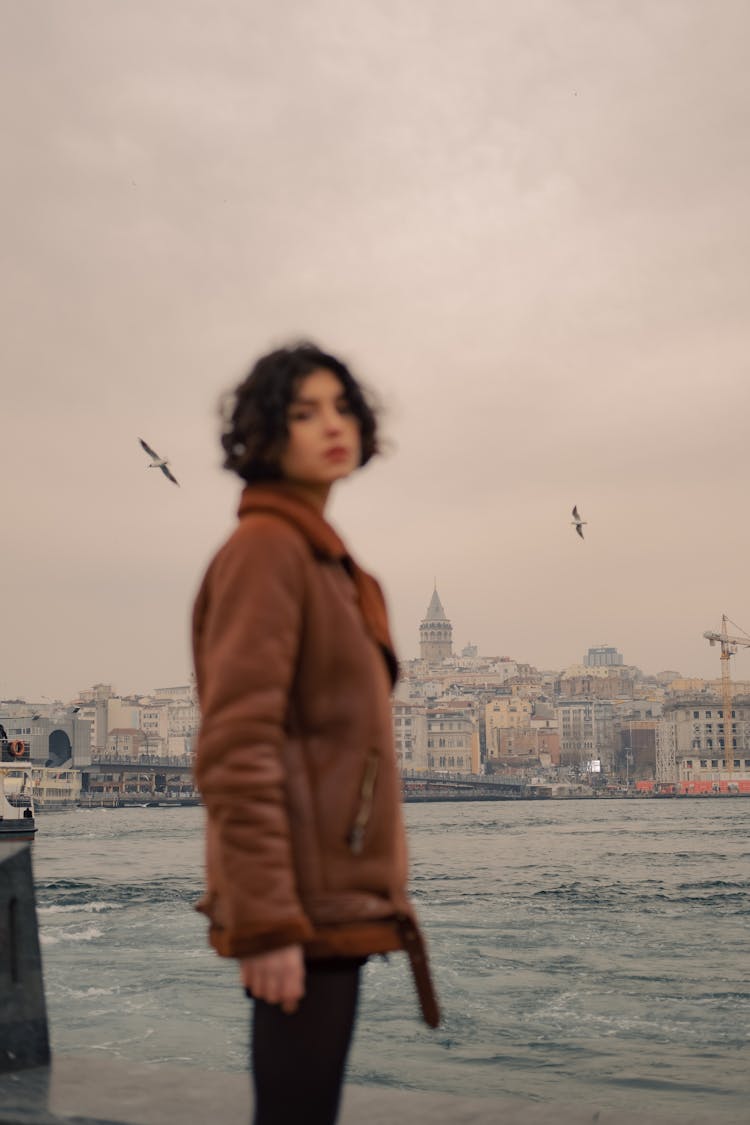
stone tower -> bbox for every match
[419,586,453,662]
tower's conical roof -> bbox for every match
[423,587,448,623]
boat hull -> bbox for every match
[0,820,37,841]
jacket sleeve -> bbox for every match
[193,516,315,957]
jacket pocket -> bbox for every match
[347,749,379,855]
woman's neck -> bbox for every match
[283,479,332,515]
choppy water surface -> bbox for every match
[33,800,749,1120]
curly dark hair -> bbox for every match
[220,343,379,484]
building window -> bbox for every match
[705,710,712,718]
[711,760,718,768]
[693,711,699,719]
[700,760,708,767]
[686,760,693,768]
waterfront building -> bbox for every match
[393,695,481,774]
[617,718,658,780]
[659,692,750,784]
[530,702,561,766]
[165,701,199,756]
[392,700,428,771]
[555,698,617,773]
[106,728,146,760]
[74,683,114,755]
[74,682,199,761]
[73,685,140,755]
[139,701,170,756]
[425,704,480,773]
[485,697,560,772]
[0,710,91,768]
[485,696,533,754]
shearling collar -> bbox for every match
[237,482,399,685]
[238,482,348,561]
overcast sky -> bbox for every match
[3,0,750,700]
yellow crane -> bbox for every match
[702,614,750,780]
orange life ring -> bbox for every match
[9,740,26,758]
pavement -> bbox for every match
[0,1054,740,1125]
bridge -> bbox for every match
[81,755,197,805]
[400,770,537,801]
[81,758,538,805]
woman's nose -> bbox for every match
[323,409,344,433]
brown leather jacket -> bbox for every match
[193,483,438,1026]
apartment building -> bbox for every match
[662,693,750,782]
[556,698,616,771]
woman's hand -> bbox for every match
[240,944,305,1014]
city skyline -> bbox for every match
[3,2,750,699]
[3,616,748,706]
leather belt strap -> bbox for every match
[396,914,441,1028]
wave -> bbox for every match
[38,901,124,915]
[37,877,199,910]
[532,880,750,912]
[61,986,118,998]
[40,925,104,946]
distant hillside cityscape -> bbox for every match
[3,588,750,791]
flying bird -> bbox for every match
[571,505,586,539]
[139,438,180,486]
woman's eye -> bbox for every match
[337,401,353,415]
[288,409,313,422]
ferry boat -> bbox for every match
[0,729,82,811]
[0,765,83,810]
[0,764,37,841]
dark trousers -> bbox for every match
[250,959,362,1125]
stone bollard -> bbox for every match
[0,842,50,1072]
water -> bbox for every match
[31,800,749,1121]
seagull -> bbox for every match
[139,438,180,486]
[571,505,587,539]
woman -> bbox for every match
[192,343,438,1125]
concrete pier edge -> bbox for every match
[0,1052,743,1125]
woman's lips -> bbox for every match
[324,447,350,461]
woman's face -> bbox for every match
[279,368,361,488]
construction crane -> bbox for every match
[702,614,750,779]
